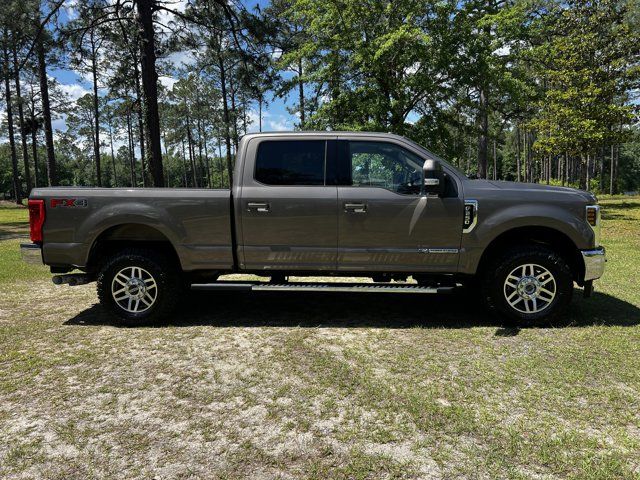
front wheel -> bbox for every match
[482,245,573,326]
[97,248,182,326]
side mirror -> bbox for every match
[423,159,445,196]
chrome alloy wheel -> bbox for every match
[111,266,158,313]
[503,263,556,314]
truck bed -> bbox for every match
[31,187,234,271]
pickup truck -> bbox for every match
[21,132,605,326]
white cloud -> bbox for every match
[165,50,197,68]
[156,0,188,34]
[405,62,421,76]
[493,45,511,57]
[63,0,80,20]
[246,109,272,133]
[268,116,291,132]
[59,83,92,101]
[159,75,178,90]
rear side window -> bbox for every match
[255,140,326,186]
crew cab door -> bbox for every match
[238,137,338,271]
[336,139,464,272]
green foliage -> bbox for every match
[528,0,640,161]
[276,0,451,135]
[618,132,640,192]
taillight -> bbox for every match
[28,199,45,243]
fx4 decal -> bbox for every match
[50,198,88,208]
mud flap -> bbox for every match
[583,280,593,298]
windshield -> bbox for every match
[402,137,468,179]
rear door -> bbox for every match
[336,138,464,272]
[239,137,338,271]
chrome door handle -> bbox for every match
[344,203,367,213]
[247,202,270,212]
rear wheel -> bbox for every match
[97,248,182,326]
[482,245,573,326]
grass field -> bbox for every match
[0,198,639,479]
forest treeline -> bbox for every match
[1,0,639,202]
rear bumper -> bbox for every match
[581,247,606,281]
[20,243,43,265]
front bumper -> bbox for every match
[581,247,606,281]
[20,243,43,265]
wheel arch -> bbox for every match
[476,226,584,284]
[87,223,182,273]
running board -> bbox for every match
[191,281,456,294]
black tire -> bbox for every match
[481,245,573,326]
[97,248,182,327]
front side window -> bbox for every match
[349,141,423,195]
[255,140,325,186]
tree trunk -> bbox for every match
[181,138,188,187]
[90,35,102,186]
[218,52,233,185]
[599,147,604,190]
[31,123,39,188]
[135,0,164,187]
[585,154,591,191]
[3,40,22,204]
[217,136,224,188]
[298,58,305,128]
[186,114,197,188]
[546,156,550,184]
[465,144,471,175]
[126,108,136,186]
[523,130,528,182]
[569,155,574,185]
[258,95,262,132]
[29,88,39,187]
[133,61,147,187]
[613,145,619,195]
[197,118,205,186]
[108,116,117,186]
[476,87,488,179]
[12,45,32,195]
[515,125,521,182]
[492,139,497,180]
[229,74,239,152]
[609,144,615,195]
[241,92,247,135]
[36,27,56,186]
[202,122,211,188]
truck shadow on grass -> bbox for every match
[66,288,640,335]
[0,222,29,240]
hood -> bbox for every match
[468,180,597,203]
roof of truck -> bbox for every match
[242,131,404,139]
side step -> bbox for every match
[191,281,456,294]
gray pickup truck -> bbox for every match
[21,132,605,326]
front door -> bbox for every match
[337,139,463,272]
[240,138,338,271]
